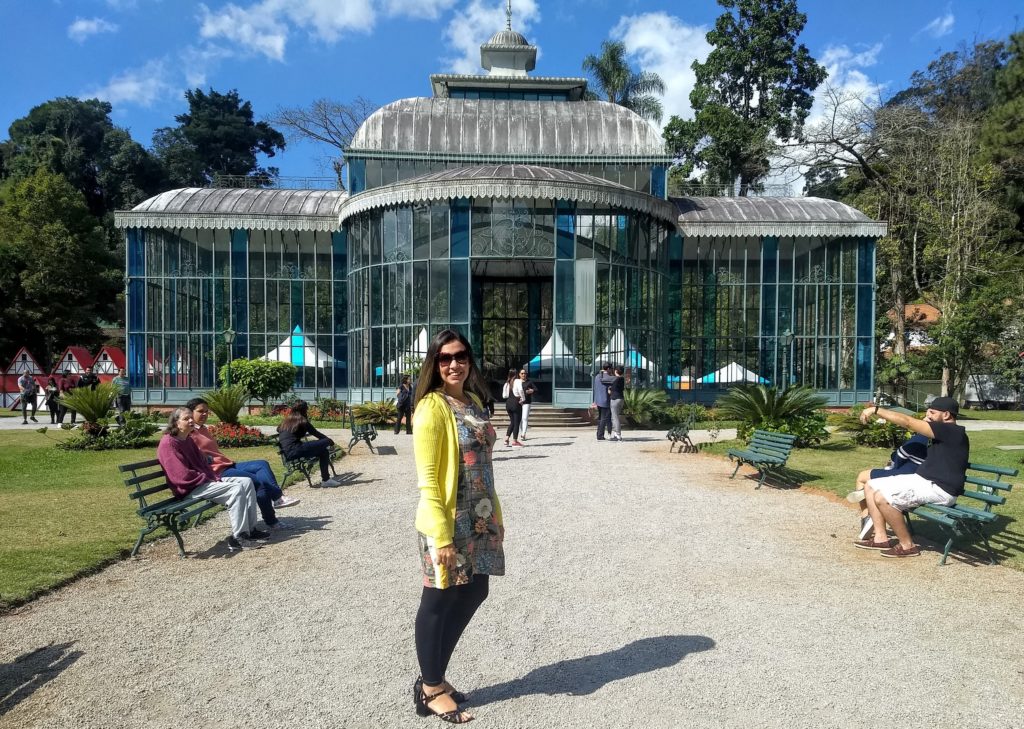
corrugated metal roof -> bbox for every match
[673,196,887,237]
[114,188,348,231]
[348,98,668,158]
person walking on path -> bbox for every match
[501,369,524,447]
[854,397,969,558]
[517,369,537,441]
[57,371,76,424]
[277,400,342,487]
[77,366,99,391]
[44,377,60,424]
[412,329,504,724]
[18,372,38,424]
[395,375,413,434]
[591,363,614,440]
[187,397,299,529]
[156,407,267,552]
[608,366,625,441]
[112,368,131,426]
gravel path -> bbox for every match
[1,429,1022,729]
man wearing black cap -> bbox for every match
[854,396,969,558]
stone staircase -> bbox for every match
[489,404,592,429]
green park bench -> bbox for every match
[272,434,343,487]
[118,459,220,558]
[726,429,798,489]
[667,415,697,453]
[906,462,1017,566]
[345,408,378,454]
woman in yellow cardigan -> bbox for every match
[412,329,504,724]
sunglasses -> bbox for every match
[437,350,470,366]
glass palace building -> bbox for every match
[115,23,886,407]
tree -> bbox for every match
[0,170,116,365]
[980,32,1024,231]
[266,97,376,188]
[663,0,826,194]
[153,88,286,187]
[219,359,297,407]
[582,40,666,123]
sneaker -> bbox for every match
[30,416,37,422]
[880,543,921,558]
[320,476,343,488]
[247,528,271,542]
[846,489,866,504]
[858,515,874,540]
[22,421,27,425]
[853,537,896,550]
[265,519,293,531]
[225,535,244,552]
[273,496,300,508]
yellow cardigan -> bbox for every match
[413,390,502,547]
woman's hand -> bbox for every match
[433,544,457,570]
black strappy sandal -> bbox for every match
[415,683,474,723]
[414,676,467,705]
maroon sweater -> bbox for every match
[157,433,217,497]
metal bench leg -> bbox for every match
[668,440,676,453]
[979,530,997,565]
[168,522,187,558]
[366,437,377,455]
[130,527,151,557]
[730,461,741,479]
[938,536,955,566]
[756,469,768,490]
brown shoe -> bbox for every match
[853,538,896,550]
[880,543,921,558]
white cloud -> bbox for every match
[443,0,540,74]
[67,17,119,42]
[921,11,955,39]
[180,44,235,87]
[84,59,176,107]
[383,0,457,20]
[611,12,712,127]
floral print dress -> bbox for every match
[419,394,505,588]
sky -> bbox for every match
[0,0,1020,184]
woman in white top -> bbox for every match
[501,369,525,447]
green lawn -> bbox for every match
[956,409,1024,422]
[703,431,1024,570]
[0,430,292,610]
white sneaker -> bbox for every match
[273,496,300,508]
[846,489,865,504]
[320,476,343,488]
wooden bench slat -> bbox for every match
[123,470,167,487]
[118,459,161,472]
[968,463,1019,477]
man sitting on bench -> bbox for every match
[847,434,929,540]
[854,397,969,558]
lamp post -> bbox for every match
[780,329,794,390]
[222,328,236,387]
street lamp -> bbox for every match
[780,329,794,390]
[222,328,236,387]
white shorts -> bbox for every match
[868,472,956,511]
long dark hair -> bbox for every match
[278,399,310,434]
[414,329,487,406]
[504,368,516,395]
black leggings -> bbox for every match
[505,400,521,440]
[290,438,333,480]
[415,576,489,685]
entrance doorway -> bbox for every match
[473,275,552,401]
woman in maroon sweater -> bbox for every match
[157,406,266,552]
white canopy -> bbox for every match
[697,362,768,385]
[262,327,334,368]
[376,328,430,376]
[594,329,655,372]
[523,329,585,372]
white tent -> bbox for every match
[376,328,430,377]
[697,362,768,385]
[262,326,334,368]
[594,329,655,372]
[523,329,585,372]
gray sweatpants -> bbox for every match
[190,477,259,538]
[609,398,624,438]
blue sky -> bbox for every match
[0,1,1019,182]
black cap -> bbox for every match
[929,396,959,416]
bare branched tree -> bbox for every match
[266,97,377,188]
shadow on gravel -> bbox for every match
[492,454,550,462]
[470,635,715,705]
[373,446,399,455]
[321,472,380,487]
[519,442,574,448]
[0,642,83,717]
[190,516,333,558]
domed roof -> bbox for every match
[348,98,669,159]
[486,29,530,46]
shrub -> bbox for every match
[622,388,669,427]
[60,383,117,436]
[311,397,346,422]
[663,402,709,425]
[352,400,398,426]
[717,384,830,448]
[834,404,912,448]
[220,359,296,406]
[207,422,271,447]
[203,385,250,425]
[55,412,159,451]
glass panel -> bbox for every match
[430,260,449,322]
[451,199,469,258]
[413,203,430,260]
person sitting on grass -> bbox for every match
[277,400,342,487]
[847,433,929,539]
[186,397,299,532]
[157,407,268,552]
[853,396,969,558]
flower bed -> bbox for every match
[207,422,271,447]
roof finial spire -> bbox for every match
[506,0,512,31]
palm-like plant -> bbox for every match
[352,400,398,426]
[716,384,827,424]
[60,383,117,435]
[202,385,249,425]
[622,388,669,427]
[582,40,666,123]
